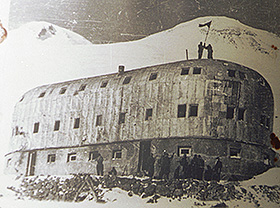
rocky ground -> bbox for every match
[6,173,280,207]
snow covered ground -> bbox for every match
[0,16,279,207]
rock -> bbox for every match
[128,191,133,197]
[211,202,228,208]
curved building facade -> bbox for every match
[5,59,275,180]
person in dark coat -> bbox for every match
[146,153,155,178]
[96,153,104,176]
[206,44,213,59]
[190,154,199,179]
[109,167,117,176]
[204,165,213,181]
[197,155,205,180]
[198,42,205,59]
[212,157,222,181]
[159,150,173,180]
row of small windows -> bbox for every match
[17,105,268,135]
[47,150,122,163]
[32,68,204,101]
[226,107,246,120]
[25,67,252,103]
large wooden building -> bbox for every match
[5,59,275,180]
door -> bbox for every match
[138,141,151,174]
[26,151,37,176]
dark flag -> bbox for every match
[199,21,212,28]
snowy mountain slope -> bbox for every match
[0,16,280,165]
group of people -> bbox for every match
[198,42,213,59]
[142,150,223,182]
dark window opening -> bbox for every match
[54,120,60,131]
[230,147,241,158]
[74,118,80,129]
[189,105,198,117]
[79,84,87,91]
[112,150,122,159]
[238,108,246,121]
[15,126,19,136]
[67,153,77,162]
[119,112,126,124]
[59,88,67,94]
[96,115,102,126]
[193,67,201,74]
[33,122,39,133]
[149,72,158,81]
[181,67,190,75]
[89,151,99,161]
[47,154,56,163]
[145,108,153,120]
[239,72,246,80]
[265,117,270,129]
[260,115,266,125]
[100,80,108,88]
[228,70,236,77]
[123,76,132,84]
[260,115,270,128]
[178,104,186,118]
[38,92,46,98]
[19,96,24,102]
[226,107,234,119]
[178,146,192,157]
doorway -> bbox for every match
[26,151,36,176]
[138,141,151,174]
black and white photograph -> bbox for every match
[0,0,279,207]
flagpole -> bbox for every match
[204,25,211,45]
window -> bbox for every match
[145,108,153,120]
[230,147,241,159]
[67,153,77,162]
[228,70,236,77]
[226,107,234,119]
[239,72,246,80]
[15,126,19,136]
[74,118,80,129]
[59,87,67,94]
[79,84,87,91]
[260,115,270,128]
[181,67,190,75]
[238,108,246,121]
[47,154,56,163]
[123,76,132,84]
[177,104,186,118]
[89,151,99,161]
[100,80,108,88]
[112,150,122,159]
[189,105,198,117]
[19,96,24,102]
[33,122,39,133]
[149,72,157,81]
[54,120,60,131]
[119,112,126,124]
[96,115,102,126]
[265,117,270,129]
[193,67,201,74]
[38,92,46,98]
[178,146,192,157]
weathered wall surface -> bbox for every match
[6,59,274,178]
[5,137,275,180]
[9,59,273,152]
